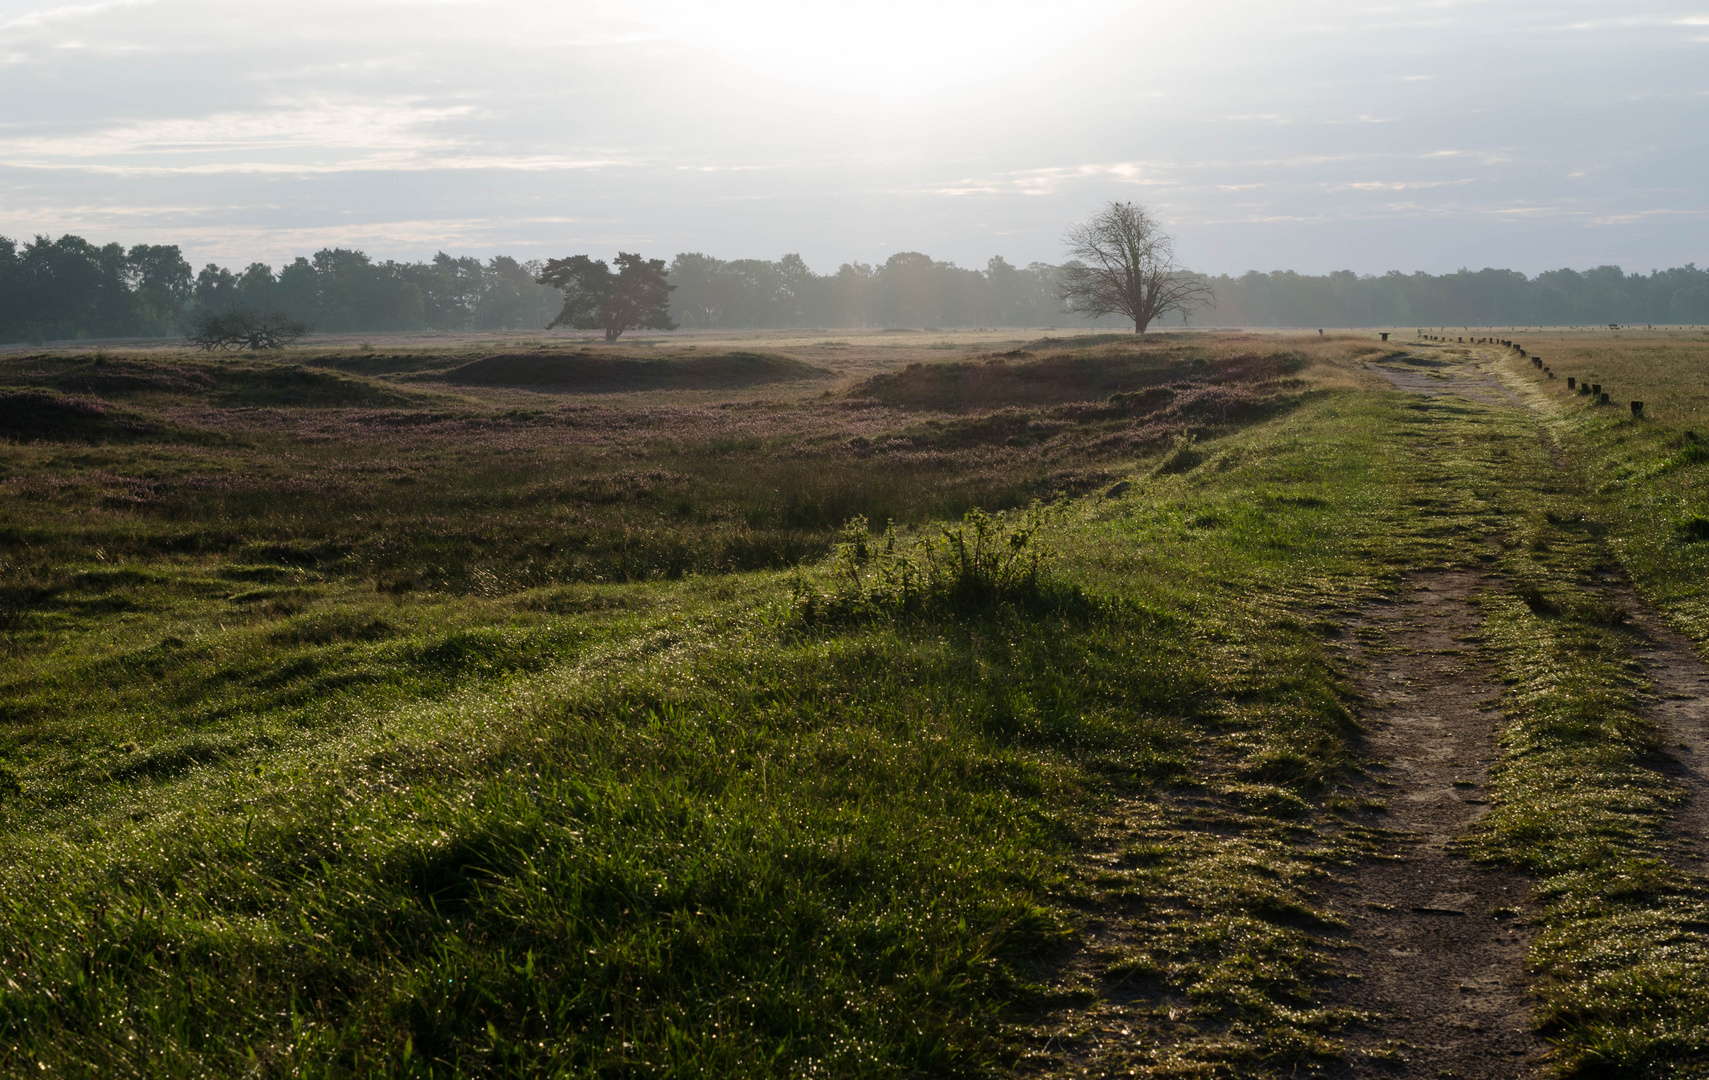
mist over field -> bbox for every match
[1,0,1705,277]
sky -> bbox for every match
[1,0,1705,276]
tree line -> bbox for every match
[0,236,564,344]
[1203,265,1709,329]
[667,252,1076,330]
[4,230,1707,344]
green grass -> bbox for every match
[1471,343,1709,1074]
[8,330,1709,1076]
[0,335,1389,1076]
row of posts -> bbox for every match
[1414,331,1644,418]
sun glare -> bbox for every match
[648,0,1131,94]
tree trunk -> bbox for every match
[605,326,620,342]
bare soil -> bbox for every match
[1595,580,1709,865]
[1326,572,1546,1077]
[1363,348,1522,407]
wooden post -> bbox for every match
[1568,377,1576,389]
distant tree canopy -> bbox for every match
[0,238,564,344]
[4,231,1708,345]
[0,235,191,343]
[1199,265,1709,328]
[538,253,676,341]
[665,251,1072,329]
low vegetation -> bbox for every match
[2,328,1709,1076]
[1471,336,1709,1071]
[437,349,825,391]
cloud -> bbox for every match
[1331,179,1476,191]
[0,101,471,158]
[1588,208,1709,226]
[927,162,1164,198]
[0,100,647,175]
[0,0,157,33]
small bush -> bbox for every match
[794,506,1079,623]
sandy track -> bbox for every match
[1019,343,1709,1075]
[1326,572,1546,1077]
[1364,349,1522,407]
[1600,585,1709,863]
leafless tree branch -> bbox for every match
[188,306,309,350]
[1058,201,1215,334]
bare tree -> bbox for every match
[1058,201,1213,334]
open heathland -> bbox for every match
[3,327,1709,1077]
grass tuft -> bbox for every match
[792,507,1085,624]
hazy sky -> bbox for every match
[2,0,1705,275]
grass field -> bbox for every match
[3,327,1709,1077]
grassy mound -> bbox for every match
[297,351,473,377]
[0,355,216,397]
[1022,332,1141,349]
[0,389,209,444]
[850,342,1308,411]
[439,350,827,391]
[209,363,420,407]
[0,354,420,408]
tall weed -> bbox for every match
[793,505,1083,623]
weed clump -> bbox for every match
[794,506,1081,623]
[1151,434,1205,475]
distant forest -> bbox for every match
[3,232,1707,344]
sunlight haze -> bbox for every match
[1,0,1703,273]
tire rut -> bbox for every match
[1590,578,1709,864]
[1018,344,1709,1075]
[1324,571,1547,1078]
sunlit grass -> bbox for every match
[10,329,1709,1074]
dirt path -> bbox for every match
[1598,585,1709,863]
[1015,344,1709,1076]
[1364,348,1523,407]
[1326,572,1546,1077]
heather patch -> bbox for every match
[0,389,208,444]
[851,339,1310,411]
[436,349,827,390]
